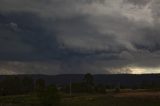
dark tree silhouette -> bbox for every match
[83,73,95,93]
[84,73,94,85]
[21,77,34,94]
[38,85,61,106]
[35,78,46,93]
[0,76,22,95]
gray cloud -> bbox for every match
[0,0,160,74]
[124,0,150,6]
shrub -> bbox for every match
[37,85,61,106]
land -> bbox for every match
[0,90,160,106]
[0,74,159,106]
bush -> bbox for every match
[37,85,61,106]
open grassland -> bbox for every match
[0,91,160,106]
[61,91,160,106]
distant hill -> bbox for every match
[0,74,160,88]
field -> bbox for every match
[0,90,160,106]
[61,91,160,106]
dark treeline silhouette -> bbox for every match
[62,73,107,94]
[0,74,160,105]
[0,76,60,106]
[0,76,34,96]
[0,74,160,96]
[61,73,160,94]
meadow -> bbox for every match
[0,90,160,106]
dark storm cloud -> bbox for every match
[0,0,160,74]
[0,12,63,61]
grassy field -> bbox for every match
[61,91,160,106]
[0,91,160,106]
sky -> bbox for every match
[0,0,160,75]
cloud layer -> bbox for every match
[0,0,160,74]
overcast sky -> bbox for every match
[0,0,160,74]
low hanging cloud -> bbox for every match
[0,0,160,74]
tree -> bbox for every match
[84,73,94,85]
[38,85,61,106]
[35,78,46,93]
[0,76,22,95]
[0,76,35,96]
[21,76,34,94]
[83,73,95,93]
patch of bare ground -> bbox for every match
[114,91,160,98]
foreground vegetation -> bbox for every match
[0,91,160,106]
[0,73,160,106]
[61,92,160,106]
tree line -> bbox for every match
[0,73,160,106]
[0,76,60,106]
